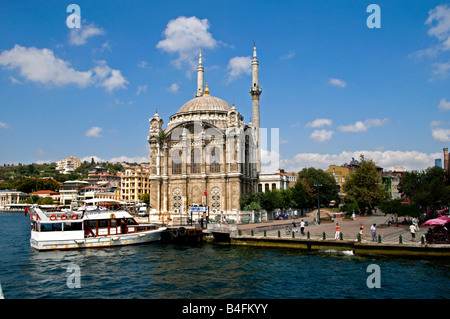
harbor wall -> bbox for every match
[225,236,450,258]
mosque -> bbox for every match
[147,45,262,216]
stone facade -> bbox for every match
[147,47,261,216]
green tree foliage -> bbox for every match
[343,155,385,210]
[379,199,420,219]
[399,166,450,211]
[12,177,60,193]
[239,182,314,212]
[297,167,339,207]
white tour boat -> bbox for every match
[29,199,166,251]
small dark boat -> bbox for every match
[212,231,231,243]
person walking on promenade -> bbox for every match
[335,223,340,240]
[300,220,305,236]
[359,223,366,240]
[410,224,416,241]
[413,218,419,232]
[371,224,377,242]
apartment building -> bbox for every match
[120,167,150,203]
[56,156,82,174]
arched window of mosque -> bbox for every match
[210,147,220,173]
[191,148,201,174]
[172,150,182,175]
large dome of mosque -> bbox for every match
[176,95,232,114]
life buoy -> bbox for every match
[50,214,57,221]
[172,229,179,238]
[70,214,78,220]
[110,213,116,219]
[60,214,68,220]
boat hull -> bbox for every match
[30,228,166,251]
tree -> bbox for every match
[291,181,313,209]
[379,199,421,221]
[297,167,339,207]
[399,166,450,212]
[343,155,385,211]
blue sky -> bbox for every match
[0,0,449,172]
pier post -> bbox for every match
[292,231,295,239]
[307,231,310,239]
[278,230,280,238]
[378,234,382,243]
[251,229,254,236]
[238,229,242,236]
[264,230,266,237]
[421,235,425,245]
[323,232,326,240]
[340,232,343,240]
[358,233,361,243]
[399,235,403,244]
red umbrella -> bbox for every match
[437,215,450,222]
[423,218,448,226]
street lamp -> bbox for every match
[313,179,322,224]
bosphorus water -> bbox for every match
[1,213,449,299]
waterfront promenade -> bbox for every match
[228,212,450,257]
[236,212,427,244]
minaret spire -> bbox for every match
[250,43,262,173]
[195,49,204,97]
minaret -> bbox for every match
[195,49,204,97]
[250,43,262,172]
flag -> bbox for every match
[24,205,28,216]
[204,188,207,196]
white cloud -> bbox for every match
[280,50,295,60]
[156,16,217,70]
[137,61,148,69]
[280,150,442,172]
[226,56,251,82]
[136,85,147,95]
[0,45,127,92]
[80,155,106,163]
[36,149,46,157]
[432,128,450,142]
[431,120,444,127]
[167,83,180,93]
[426,4,450,51]
[97,68,128,93]
[306,118,332,128]
[69,23,105,46]
[109,155,148,163]
[0,122,10,129]
[9,76,21,84]
[0,45,93,87]
[85,126,103,138]
[338,118,388,133]
[431,61,450,79]
[438,98,450,110]
[310,129,334,142]
[328,78,347,88]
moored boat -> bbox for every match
[29,199,166,251]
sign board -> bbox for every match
[189,206,209,217]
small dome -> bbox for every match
[176,95,232,114]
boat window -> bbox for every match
[98,220,108,228]
[64,222,83,231]
[41,223,62,232]
[126,218,138,225]
[86,220,97,229]
[111,219,117,227]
